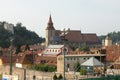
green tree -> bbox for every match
[53,74,57,80]
[98,31,120,44]
[58,74,63,80]
[74,61,81,72]
[0,21,45,48]
[30,64,56,72]
[80,67,86,75]
[15,45,21,54]
[69,44,78,51]
[25,44,30,50]
[80,43,89,52]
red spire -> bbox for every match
[46,15,55,30]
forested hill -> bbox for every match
[0,22,45,48]
[99,31,120,44]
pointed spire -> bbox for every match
[46,15,55,30]
[48,14,53,23]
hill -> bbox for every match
[0,22,45,48]
[99,31,120,44]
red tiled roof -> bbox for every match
[1,56,18,64]
[56,30,99,44]
[82,34,99,44]
[65,30,83,43]
[35,56,57,66]
[105,45,120,62]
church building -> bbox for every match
[45,15,100,47]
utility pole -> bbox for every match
[9,25,14,75]
[10,37,13,75]
[32,50,36,80]
[61,28,68,80]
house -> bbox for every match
[35,56,57,66]
[57,53,106,73]
[42,44,68,56]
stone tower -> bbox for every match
[45,15,55,47]
[105,35,112,46]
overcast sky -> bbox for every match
[0,0,120,37]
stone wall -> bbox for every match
[0,65,54,80]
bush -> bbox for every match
[30,64,56,72]
[53,74,57,80]
[58,74,63,80]
[80,67,86,75]
[0,74,2,79]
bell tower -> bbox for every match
[45,15,55,47]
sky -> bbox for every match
[0,0,120,37]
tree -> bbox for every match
[74,61,81,72]
[53,74,57,80]
[58,74,63,80]
[30,64,56,72]
[15,45,21,54]
[80,43,89,52]
[98,31,120,44]
[16,22,22,27]
[69,44,78,51]
[25,44,30,50]
[80,67,86,75]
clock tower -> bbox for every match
[45,15,55,47]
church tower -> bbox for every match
[45,15,55,47]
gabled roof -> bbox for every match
[35,56,57,66]
[81,57,104,66]
[82,34,99,44]
[55,30,99,44]
[65,30,83,43]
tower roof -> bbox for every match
[105,35,111,40]
[48,15,52,23]
[46,15,55,30]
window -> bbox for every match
[67,58,69,60]
[58,50,60,52]
[74,58,75,60]
[55,50,57,52]
[41,60,46,64]
[67,64,70,68]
